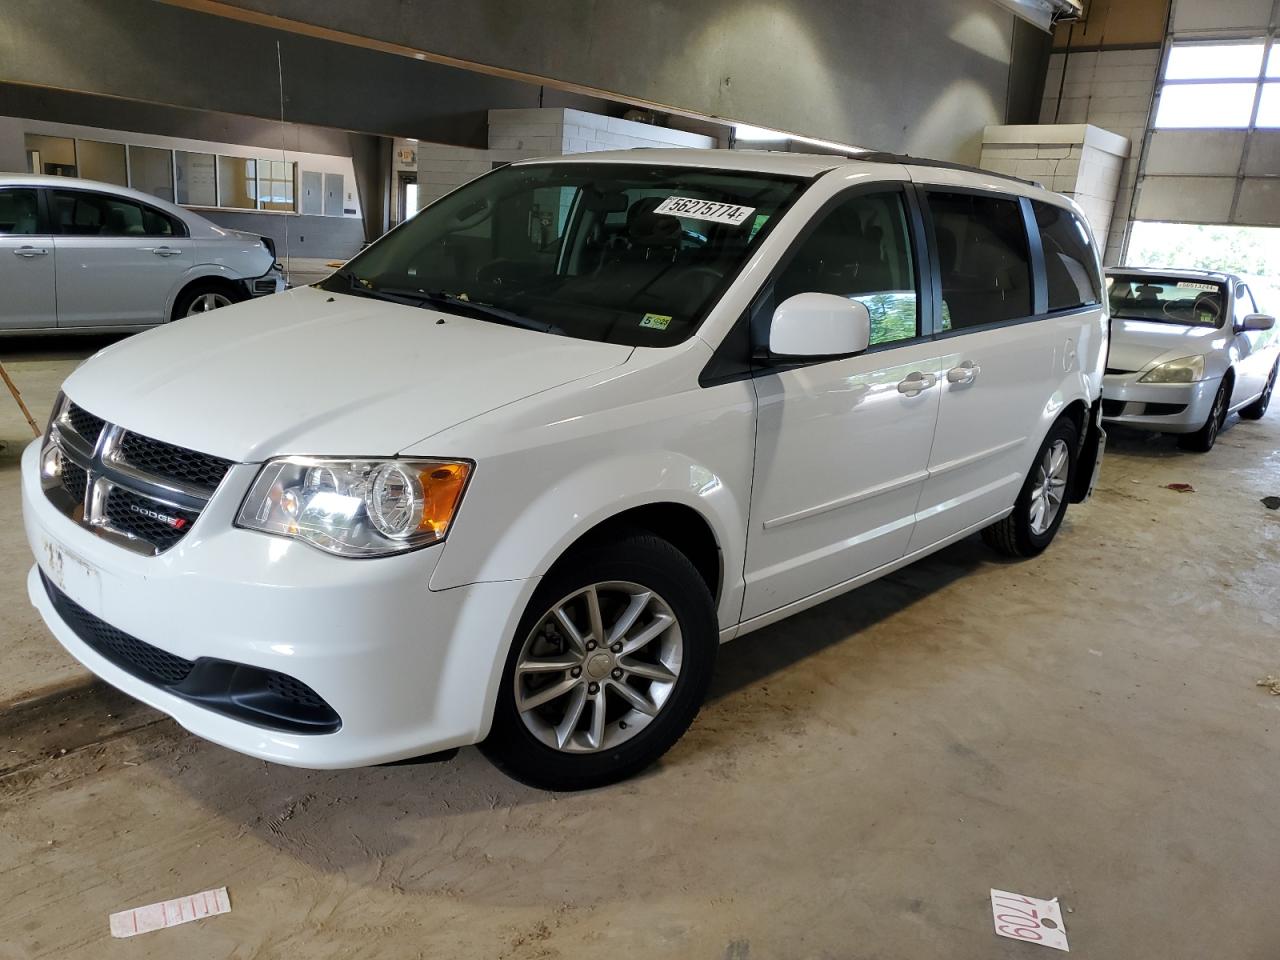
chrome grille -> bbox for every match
[66,403,106,446]
[116,432,232,493]
[43,399,234,556]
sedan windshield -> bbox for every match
[319,162,806,346]
[1107,274,1227,328]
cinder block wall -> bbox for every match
[1039,48,1161,265]
[981,125,1131,249]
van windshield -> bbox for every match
[318,162,806,346]
[1107,274,1227,328]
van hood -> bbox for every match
[1107,318,1224,372]
[61,286,633,462]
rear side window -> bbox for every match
[0,187,40,235]
[929,192,1032,330]
[774,190,919,346]
[1034,201,1100,311]
[51,190,181,238]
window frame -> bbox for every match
[46,187,190,239]
[917,184,1046,338]
[700,181,934,386]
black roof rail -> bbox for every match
[848,151,1043,189]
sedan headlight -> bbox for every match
[1139,355,1205,383]
[236,457,472,558]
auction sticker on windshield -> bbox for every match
[653,197,756,226]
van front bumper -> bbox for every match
[21,440,531,768]
[1100,374,1219,434]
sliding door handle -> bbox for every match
[946,361,980,385]
[897,371,937,396]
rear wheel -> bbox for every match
[982,417,1079,558]
[1178,378,1230,451]
[1239,362,1277,420]
[480,534,717,791]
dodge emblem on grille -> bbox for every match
[129,503,189,530]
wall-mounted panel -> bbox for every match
[1244,131,1280,175]
[1145,130,1247,176]
[1134,175,1238,222]
[1236,178,1280,226]
[1171,0,1275,33]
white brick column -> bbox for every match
[980,124,1132,257]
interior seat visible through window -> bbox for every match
[929,191,1032,330]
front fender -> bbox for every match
[164,264,253,318]
[429,449,749,630]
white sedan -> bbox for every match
[0,175,284,333]
[1103,268,1278,451]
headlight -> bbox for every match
[236,457,472,558]
[1139,355,1205,383]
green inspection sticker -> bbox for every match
[639,313,672,330]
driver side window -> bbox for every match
[774,191,919,346]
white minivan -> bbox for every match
[23,150,1106,790]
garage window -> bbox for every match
[929,192,1033,330]
[1033,202,1100,311]
[1155,41,1276,129]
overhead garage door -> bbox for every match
[1134,0,1280,227]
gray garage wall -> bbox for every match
[2,0,1041,165]
[191,0,1029,162]
[0,0,621,149]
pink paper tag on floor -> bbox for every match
[990,888,1069,951]
[109,887,231,938]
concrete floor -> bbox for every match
[2,337,1280,958]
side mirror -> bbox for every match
[1243,313,1276,331]
[769,293,871,360]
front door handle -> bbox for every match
[150,246,183,257]
[897,371,938,396]
[946,360,980,385]
[12,245,49,258]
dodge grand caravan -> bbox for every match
[23,150,1107,790]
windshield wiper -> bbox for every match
[379,288,561,334]
[328,269,430,307]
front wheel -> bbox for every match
[1178,378,1229,452]
[982,417,1079,558]
[173,281,243,320]
[1239,362,1277,420]
[480,533,717,791]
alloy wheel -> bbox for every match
[514,581,682,754]
[186,292,233,315]
[1029,438,1069,536]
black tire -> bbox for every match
[480,533,717,791]
[981,417,1080,558]
[1178,378,1230,452]
[1239,362,1277,421]
[171,281,244,321]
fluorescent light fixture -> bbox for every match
[733,123,867,154]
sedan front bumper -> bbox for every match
[1100,374,1220,434]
